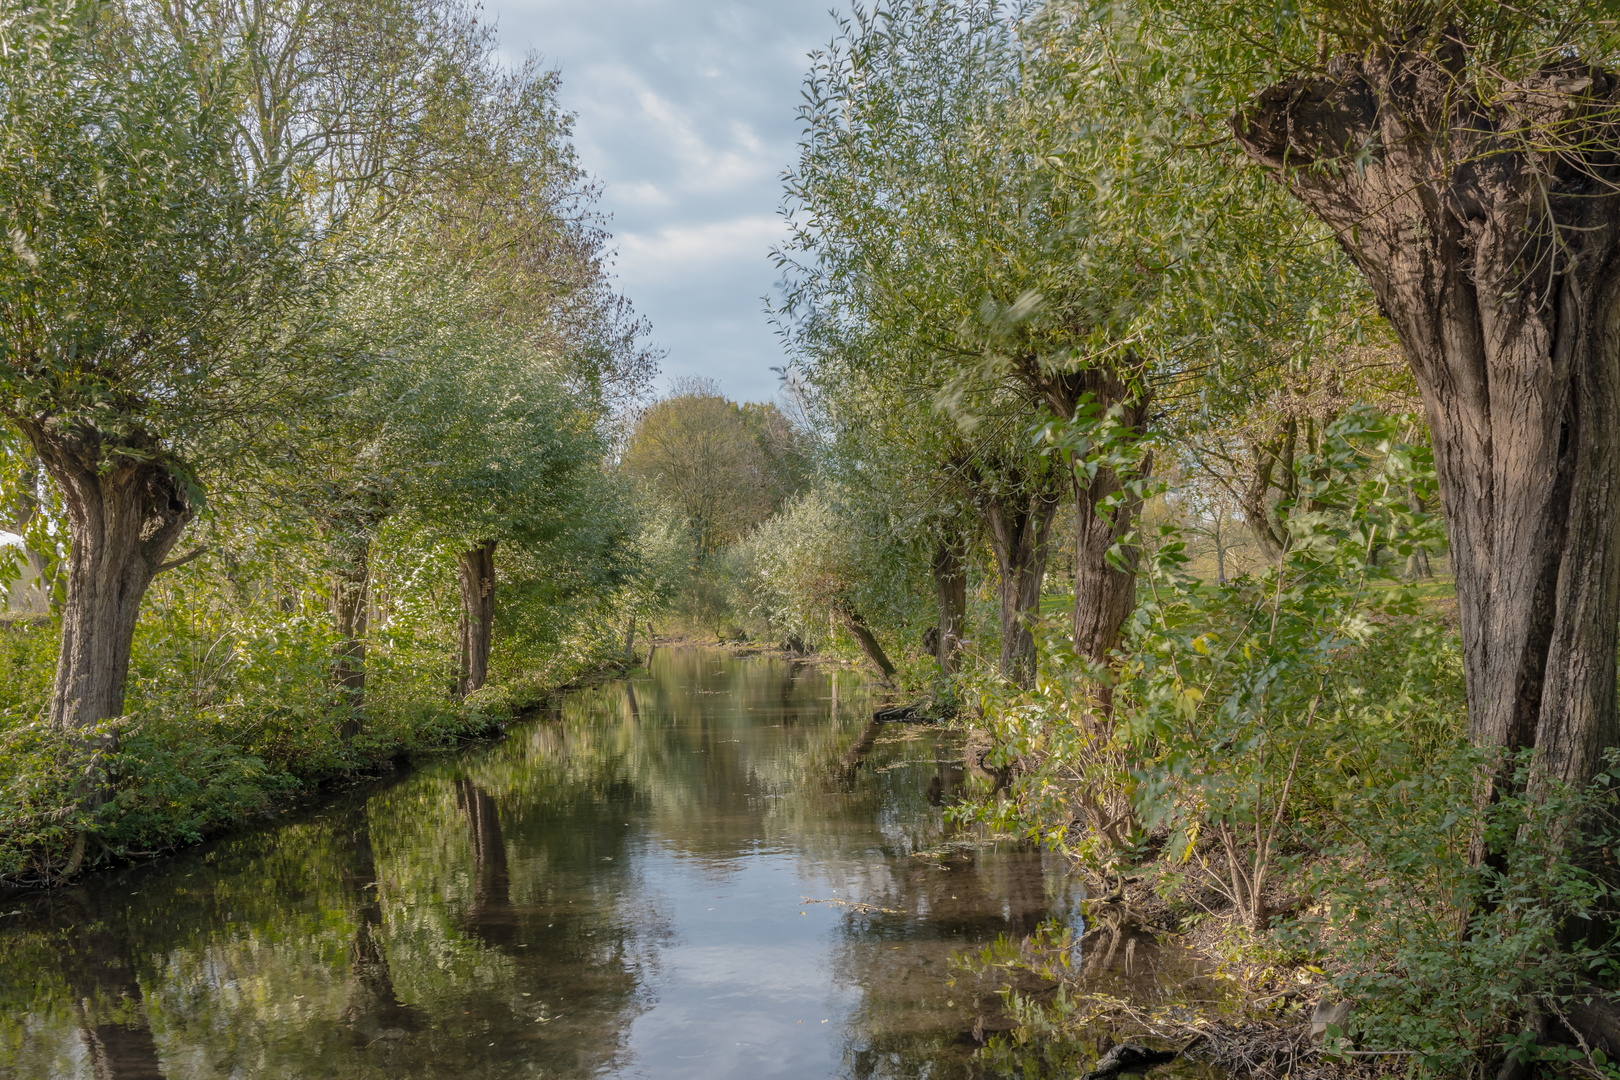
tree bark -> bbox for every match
[931,530,968,675]
[332,534,369,734]
[17,426,193,753]
[1234,43,1620,796]
[457,539,497,697]
[1240,420,1297,563]
[981,480,1062,689]
[1015,363,1152,673]
[834,601,897,681]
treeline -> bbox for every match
[0,0,660,881]
[615,1,1620,1073]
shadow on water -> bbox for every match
[0,648,1176,1080]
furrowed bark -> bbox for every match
[457,539,497,697]
[1233,40,1620,796]
[18,423,193,762]
[981,482,1061,689]
[931,531,968,675]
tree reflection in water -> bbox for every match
[60,887,167,1080]
[0,649,1083,1080]
[336,802,419,1045]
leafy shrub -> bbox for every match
[1293,748,1620,1076]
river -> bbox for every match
[0,648,1107,1079]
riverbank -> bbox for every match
[0,618,645,891]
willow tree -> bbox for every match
[377,304,616,698]
[1196,2,1620,799]
[173,0,654,711]
[0,2,333,740]
[778,1,1321,686]
[786,315,1066,685]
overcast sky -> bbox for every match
[484,0,838,405]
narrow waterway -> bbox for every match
[0,648,1098,1079]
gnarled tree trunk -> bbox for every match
[20,427,194,749]
[457,539,497,697]
[1234,42,1620,797]
[1020,364,1152,673]
[931,530,968,675]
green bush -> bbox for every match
[1294,748,1620,1076]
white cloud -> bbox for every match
[616,216,787,284]
[486,0,835,402]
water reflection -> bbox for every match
[0,649,1083,1079]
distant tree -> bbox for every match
[622,380,808,556]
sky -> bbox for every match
[484,0,840,405]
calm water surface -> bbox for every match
[0,649,1089,1079]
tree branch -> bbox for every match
[155,546,208,574]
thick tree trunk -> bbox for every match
[332,535,369,732]
[457,539,497,697]
[982,483,1062,689]
[19,429,193,751]
[1234,44,1620,796]
[931,531,968,675]
[834,601,897,681]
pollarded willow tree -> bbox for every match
[374,294,620,698]
[788,312,1068,686]
[778,0,1356,691]
[1183,0,1620,799]
[0,1,338,738]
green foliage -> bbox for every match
[0,0,335,468]
[622,381,810,558]
[1122,409,1452,878]
[739,488,929,663]
[1290,748,1620,1076]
